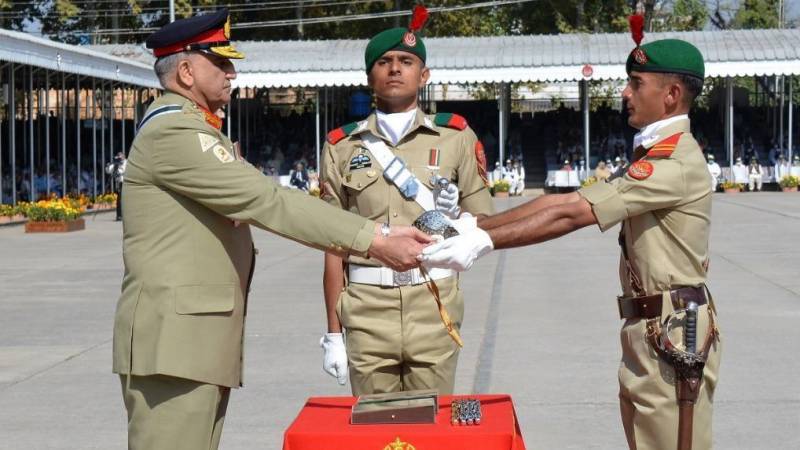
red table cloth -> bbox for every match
[282,394,526,450]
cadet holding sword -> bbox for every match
[421,16,721,450]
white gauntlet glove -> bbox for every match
[449,212,477,235]
[320,333,348,385]
[435,182,461,219]
[419,227,494,272]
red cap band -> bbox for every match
[153,27,227,58]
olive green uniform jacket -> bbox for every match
[113,92,376,388]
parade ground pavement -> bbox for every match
[1,193,799,450]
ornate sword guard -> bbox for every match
[412,210,459,239]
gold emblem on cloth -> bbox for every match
[383,437,416,450]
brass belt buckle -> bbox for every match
[393,270,412,286]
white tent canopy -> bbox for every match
[1,28,159,88]
[92,29,800,88]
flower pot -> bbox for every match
[723,188,740,194]
[782,186,798,192]
[25,218,85,233]
[494,191,510,198]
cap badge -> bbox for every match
[633,47,648,65]
[224,17,231,39]
[402,32,417,48]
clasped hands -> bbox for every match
[368,214,493,273]
[368,183,493,273]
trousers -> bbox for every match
[119,374,230,450]
[337,275,464,396]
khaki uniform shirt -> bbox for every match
[321,109,494,266]
[113,92,376,388]
[579,119,710,296]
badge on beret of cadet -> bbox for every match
[404,5,427,48]
[628,13,648,64]
[474,141,490,187]
[646,132,683,158]
[364,4,429,73]
[628,160,654,180]
[145,8,244,60]
[625,11,705,80]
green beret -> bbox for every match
[626,39,704,80]
[364,27,426,74]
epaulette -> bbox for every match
[326,122,359,145]
[434,113,468,131]
[646,132,683,158]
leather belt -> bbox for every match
[348,264,454,287]
[617,286,708,320]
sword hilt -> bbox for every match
[686,301,698,354]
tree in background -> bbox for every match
[0,0,792,44]
[732,0,780,28]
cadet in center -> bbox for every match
[319,5,494,395]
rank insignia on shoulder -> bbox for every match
[198,133,219,152]
[627,160,653,180]
[434,113,468,131]
[327,122,360,145]
[212,144,235,163]
[646,132,683,158]
[349,153,372,170]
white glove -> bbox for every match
[320,333,348,385]
[449,212,477,235]
[419,227,493,271]
[435,182,461,219]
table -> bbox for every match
[282,394,526,450]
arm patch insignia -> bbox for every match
[628,160,653,180]
[475,140,489,187]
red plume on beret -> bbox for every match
[409,4,429,32]
[628,13,644,46]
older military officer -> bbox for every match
[422,36,722,450]
[318,5,494,395]
[114,10,431,450]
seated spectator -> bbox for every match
[748,157,763,192]
[610,156,622,175]
[288,162,310,192]
[594,161,611,182]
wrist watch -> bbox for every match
[380,222,391,238]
